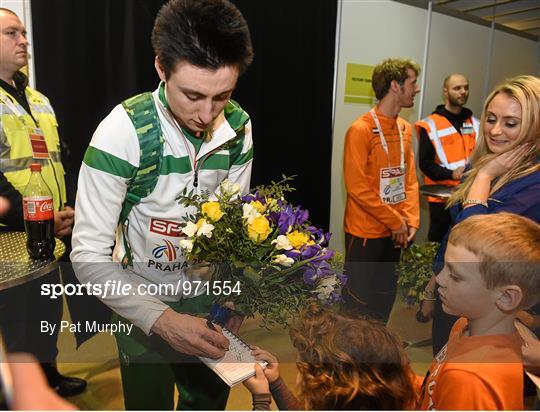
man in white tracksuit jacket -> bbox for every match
[71,0,254,409]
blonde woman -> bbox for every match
[419,75,540,354]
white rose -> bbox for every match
[220,179,241,197]
[272,254,294,267]
[197,220,215,238]
[182,222,198,238]
[178,239,194,253]
[315,276,338,299]
[271,235,292,250]
[242,203,261,224]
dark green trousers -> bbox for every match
[114,295,229,410]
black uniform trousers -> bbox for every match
[342,234,401,324]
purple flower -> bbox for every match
[241,191,265,204]
[303,260,334,285]
[268,205,294,235]
[304,227,332,247]
[284,249,300,260]
[241,194,257,203]
[299,244,320,259]
[285,245,334,265]
[310,247,335,263]
[327,289,343,304]
[294,207,309,226]
[306,226,322,238]
[267,204,312,236]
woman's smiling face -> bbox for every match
[483,92,522,154]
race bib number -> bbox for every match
[380,167,406,204]
[23,196,54,220]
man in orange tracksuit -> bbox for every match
[415,74,478,242]
[343,58,420,323]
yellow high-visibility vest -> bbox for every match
[0,85,66,211]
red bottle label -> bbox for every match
[23,196,54,221]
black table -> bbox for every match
[0,232,65,290]
[419,184,455,200]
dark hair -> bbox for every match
[290,304,417,410]
[151,0,253,79]
[371,58,420,100]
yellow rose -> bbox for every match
[286,230,311,249]
[247,215,272,243]
[201,201,225,222]
[250,200,266,214]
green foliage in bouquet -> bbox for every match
[177,176,345,328]
[396,241,439,306]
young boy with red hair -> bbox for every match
[419,212,540,410]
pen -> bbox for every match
[206,320,229,351]
[206,319,217,331]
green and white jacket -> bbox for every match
[71,86,253,334]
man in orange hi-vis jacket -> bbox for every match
[415,73,479,242]
[343,58,421,323]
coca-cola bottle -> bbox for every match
[22,163,55,259]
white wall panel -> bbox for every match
[422,12,490,119]
[330,0,426,254]
[490,30,538,91]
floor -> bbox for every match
[57,296,433,410]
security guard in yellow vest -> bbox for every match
[0,7,86,397]
[0,80,67,211]
[415,73,479,242]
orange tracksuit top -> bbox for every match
[344,108,420,239]
[418,317,523,410]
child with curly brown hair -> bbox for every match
[243,304,418,410]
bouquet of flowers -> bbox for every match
[176,176,345,327]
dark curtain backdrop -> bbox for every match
[31,0,337,228]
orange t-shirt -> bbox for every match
[343,108,419,239]
[419,318,524,410]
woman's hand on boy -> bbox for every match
[251,346,280,383]
[523,341,540,376]
[243,363,269,395]
[515,319,540,376]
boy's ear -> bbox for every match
[495,285,523,312]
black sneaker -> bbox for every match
[50,375,87,398]
[42,364,87,398]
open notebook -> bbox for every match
[198,326,267,387]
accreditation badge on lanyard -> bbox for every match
[370,109,406,205]
[28,127,49,159]
[460,122,474,135]
[0,92,49,159]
